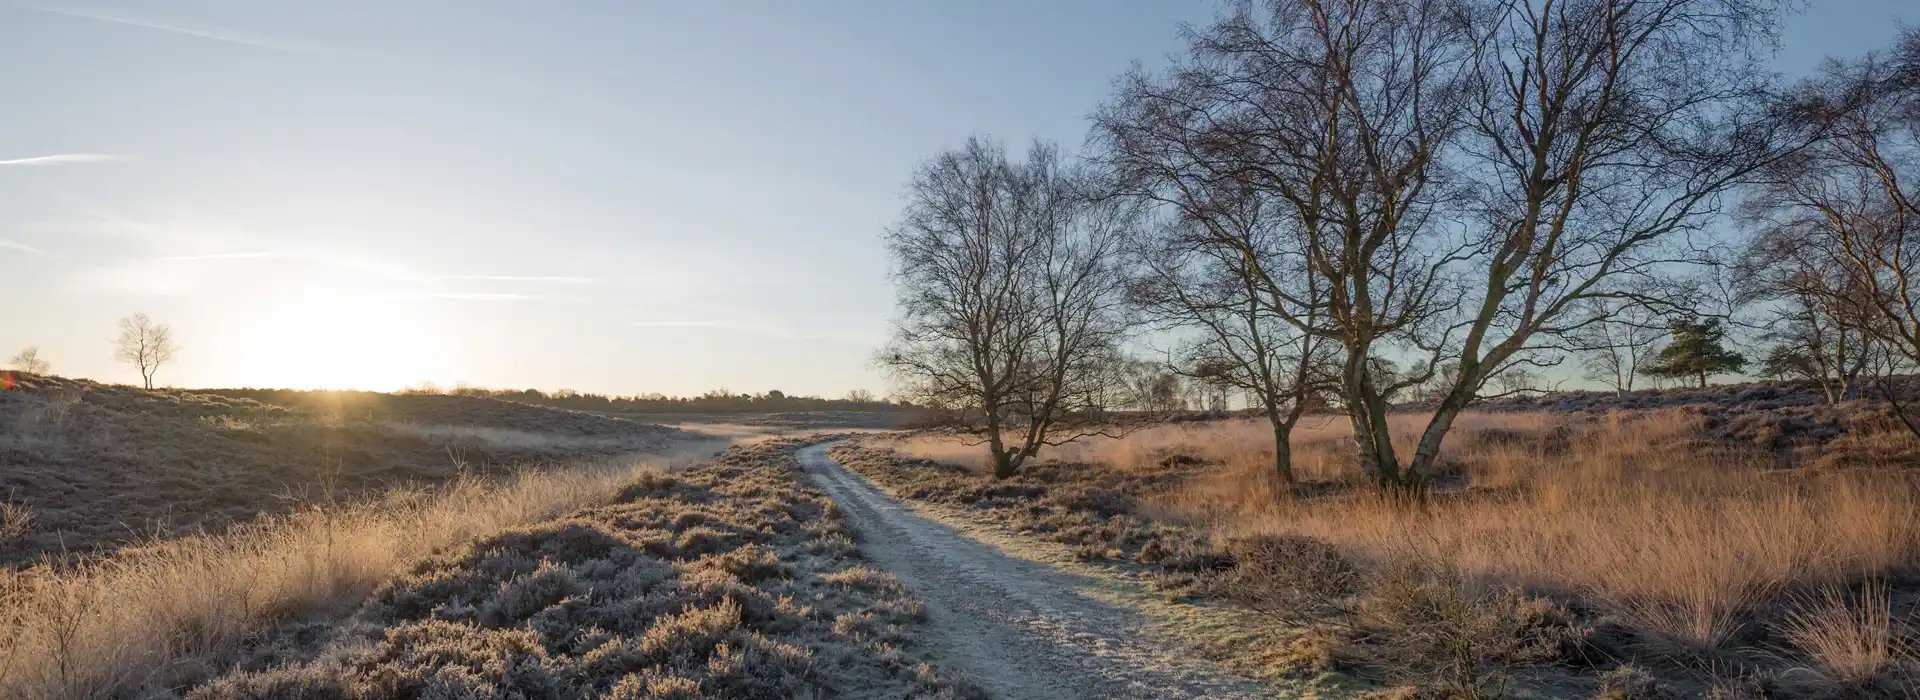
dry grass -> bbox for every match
[879,408,1920,695]
[0,445,722,700]
[0,375,688,565]
[1778,583,1916,696]
[1146,411,1920,653]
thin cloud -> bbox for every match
[627,319,875,344]
[437,275,601,285]
[26,4,320,53]
[1,240,47,255]
[152,250,298,262]
[632,320,725,328]
[146,248,424,282]
[0,153,124,166]
[436,293,540,302]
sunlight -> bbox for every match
[234,293,434,391]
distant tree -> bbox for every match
[115,313,177,390]
[843,388,875,403]
[1408,361,1460,404]
[8,347,49,375]
[880,137,1134,479]
[1760,345,1807,382]
[1119,361,1188,413]
[1753,309,1876,403]
[1488,366,1545,398]
[1643,319,1747,388]
[766,389,786,400]
[1569,299,1667,395]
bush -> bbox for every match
[1592,665,1676,700]
[1364,555,1581,699]
[1207,535,1360,630]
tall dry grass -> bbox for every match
[894,410,1920,655]
[0,444,723,700]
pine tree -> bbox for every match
[1644,319,1746,388]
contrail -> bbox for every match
[0,153,122,166]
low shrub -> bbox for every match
[184,440,984,700]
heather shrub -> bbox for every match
[1207,534,1361,630]
[185,440,983,700]
[1592,665,1677,700]
[1365,555,1579,699]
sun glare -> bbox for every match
[237,294,434,391]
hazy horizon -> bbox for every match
[3,0,1913,397]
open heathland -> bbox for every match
[848,405,1920,698]
[183,439,981,700]
[0,376,694,565]
[0,438,981,700]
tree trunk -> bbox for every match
[1697,369,1707,388]
[1402,396,1467,498]
[1268,412,1296,491]
[1351,398,1404,490]
[984,412,1018,479]
[991,449,1018,479]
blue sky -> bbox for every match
[1,1,1912,395]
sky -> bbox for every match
[0,1,1913,397]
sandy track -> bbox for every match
[797,443,1273,700]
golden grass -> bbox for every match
[894,410,1920,653]
[1781,582,1910,692]
[0,445,723,700]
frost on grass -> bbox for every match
[188,439,982,700]
[825,441,1224,593]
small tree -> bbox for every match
[1570,299,1667,395]
[1119,360,1187,413]
[1644,319,1746,388]
[115,313,177,390]
[881,137,1134,479]
[8,347,49,375]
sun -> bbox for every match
[237,293,435,391]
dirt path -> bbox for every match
[797,443,1275,700]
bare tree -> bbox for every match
[1097,0,1792,492]
[115,313,177,390]
[8,347,49,375]
[1569,299,1666,394]
[1488,365,1544,398]
[1104,172,1337,487]
[1735,234,1878,402]
[1099,0,1476,492]
[1743,28,1920,422]
[1385,0,1795,488]
[881,137,1135,479]
[1119,359,1189,413]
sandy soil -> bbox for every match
[797,443,1273,700]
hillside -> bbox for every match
[1392,379,1919,466]
[0,376,692,566]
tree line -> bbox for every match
[880,0,1920,490]
[401,384,898,414]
